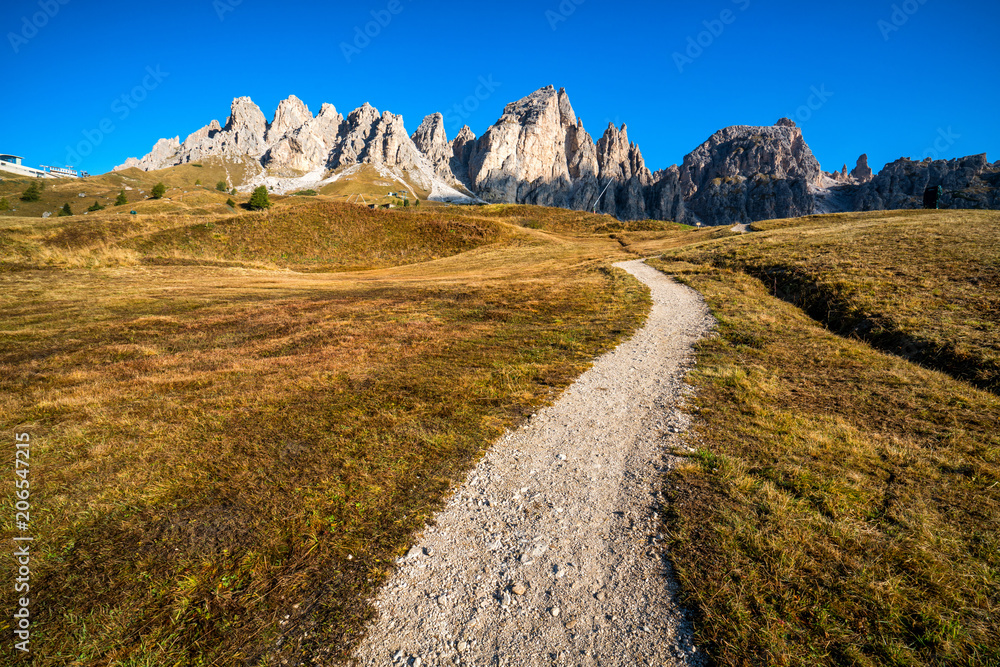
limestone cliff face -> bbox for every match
[466,86,581,203]
[263,103,344,175]
[265,95,312,145]
[461,86,666,221]
[854,154,1000,210]
[219,97,270,157]
[449,125,477,185]
[116,136,181,171]
[411,113,454,182]
[117,95,429,179]
[452,92,826,223]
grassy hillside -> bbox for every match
[648,210,1000,666]
[669,209,1000,393]
[0,198,653,665]
[0,164,249,220]
[123,201,521,272]
[0,198,525,273]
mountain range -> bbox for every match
[116,86,1000,226]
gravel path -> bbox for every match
[350,260,715,667]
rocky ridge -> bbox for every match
[115,95,474,202]
[116,86,999,224]
[854,153,1000,211]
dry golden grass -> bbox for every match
[666,209,1000,392]
[0,198,527,273]
[0,203,648,665]
[648,211,1000,667]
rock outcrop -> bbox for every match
[466,86,582,203]
[263,103,344,175]
[411,113,454,182]
[117,136,181,171]
[265,95,312,144]
[219,96,270,157]
[449,125,477,185]
[853,154,1000,211]
[850,154,874,183]
[676,120,822,223]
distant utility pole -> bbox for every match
[592,179,614,213]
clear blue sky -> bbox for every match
[2,0,997,176]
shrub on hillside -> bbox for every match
[247,185,271,211]
[58,202,73,217]
[87,201,105,212]
[216,181,227,192]
[226,198,236,208]
[151,183,166,199]
[0,196,9,211]
[114,190,128,206]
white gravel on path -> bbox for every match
[349,260,715,667]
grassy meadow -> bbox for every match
[0,185,691,664]
[649,209,1000,666]
[1,169,997,667]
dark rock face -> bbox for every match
[854,154,1000,211]
[685,175,815,224]
[676,122,822,223]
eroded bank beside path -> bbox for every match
[350,260,715,667]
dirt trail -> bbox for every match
[350,260,715,667]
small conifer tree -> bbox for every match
[151,182,166,199]
[58,202,73,216]
[247,185,271,211]
[21,182,41,202]
[216,181,227,192]
[87,201,105,212]
[114,190,128,206]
